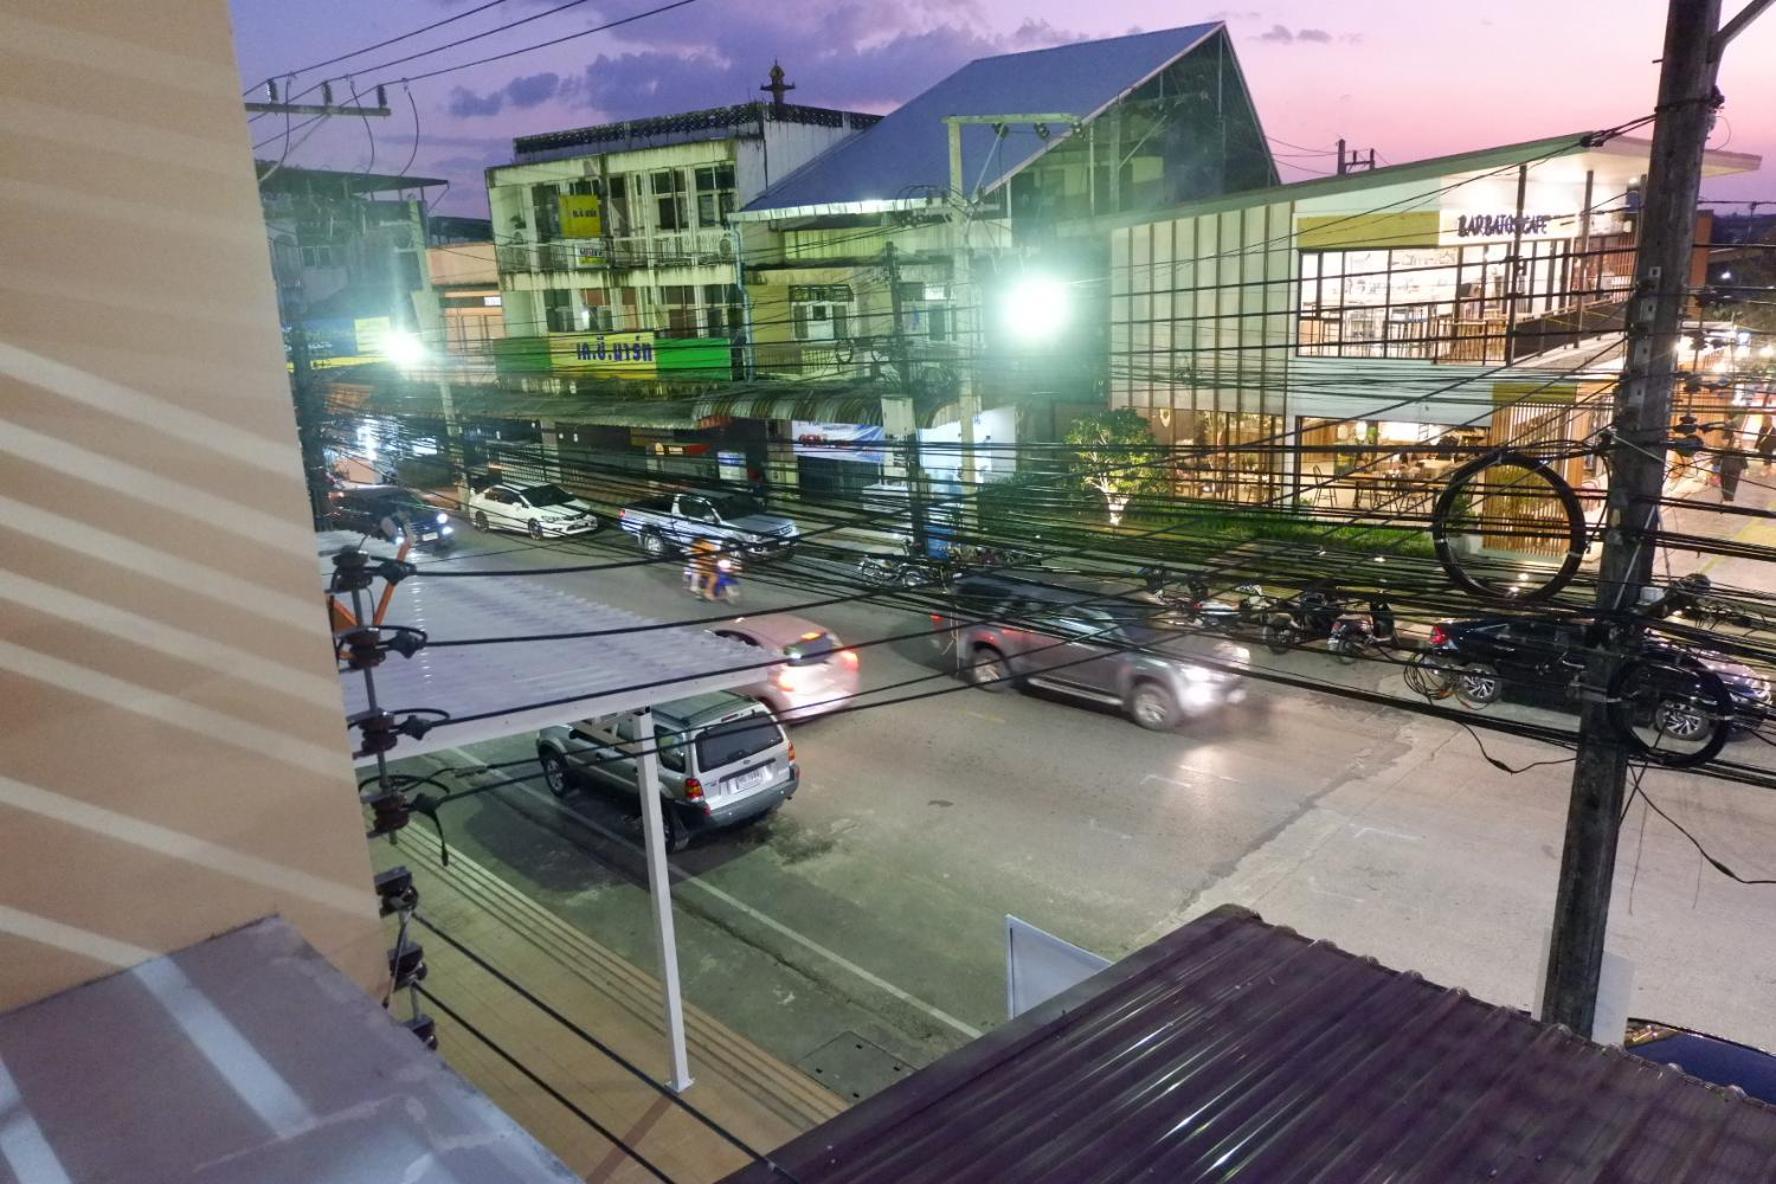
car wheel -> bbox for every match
[1456,662,1502,706]
[657,803,690,853]
[473,511,490,532]
[527,518,545,540]
[1654,698,1709,741]
[966,645,1011,691]
[539,749,572,798]
[641,531,667,557]
[1128,681,1181,730]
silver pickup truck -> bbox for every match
[536,691,799,851]
[934,573,1250,730]
[617,490,799,560]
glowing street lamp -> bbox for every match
[1000,275,1071,342]
[381,329,427,369]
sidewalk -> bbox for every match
[369,825,846,1182]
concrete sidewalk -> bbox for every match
[370,825,846,1182]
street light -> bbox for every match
[1000,275,1070,342]
[382,329,426,369]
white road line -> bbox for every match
[502,779,984,1040]
[962,709,1004,724]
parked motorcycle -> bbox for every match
[858,538,942,588]
[1141,568,1274,635]
[1261,583,1346,654]
[1327,595,1397,665]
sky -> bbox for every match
[229,0,1776,218]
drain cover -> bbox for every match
[795,1031,913,1101]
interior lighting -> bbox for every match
[1000,275,1070,341]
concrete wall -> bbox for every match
[0,1,384,1007]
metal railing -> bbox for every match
[496,231,731,275]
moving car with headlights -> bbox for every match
[536,692,798,851]
[326,485,455,549]
[708,614,860,722]
[467,481,600,539]
[618,490,799,560]
[1427,616,1771,735]
[933,573,1249,730]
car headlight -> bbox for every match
[440,525,454,535]
[1186,666,1213,683]
[435,511,449,525]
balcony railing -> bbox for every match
[496,231,732,275]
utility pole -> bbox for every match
[1335,138,1377,175]
[884,242,928,555]
[1541,0,1769,1037]
[289,327,330,525]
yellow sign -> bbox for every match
[554,331,657,376]
[1492,380,1577,406]
[1296,211,1439,250]
[560,193,603,238]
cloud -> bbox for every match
[504,71,561,109]
[1255,23,1340,45]
[446,71,562,118]
[551,0,1083,119]
[446,86,503,117]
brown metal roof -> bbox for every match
[722,905,1776,1184]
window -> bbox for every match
[583,288,615,332]
[655,726,686,772]
[694,163,736,226]
[543,289,576,333]
[694,716,783,771]
[531,183,562,240]
[791,285,854,342]
[652,170,687,230]
[606,175,631,236]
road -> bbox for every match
[380,521,1776,1097]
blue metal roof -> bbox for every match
[739,24,1221,216]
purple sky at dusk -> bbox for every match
[229,0,1776,217]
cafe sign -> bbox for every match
[1450,211,1557,240]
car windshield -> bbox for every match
[520,483,577,507]
[695,715,783,771]
[708,494,764,519]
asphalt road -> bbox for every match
[380,521,1776,1096]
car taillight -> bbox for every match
[683,777,703,801]
[839,650,859,669]
[1430,625,1448,647]
[775,668,799,691]
[786,743,796,762]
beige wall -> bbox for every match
[0,1,384,1007]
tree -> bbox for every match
[1062,407,1169,525]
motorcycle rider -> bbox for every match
[687,536,722,600]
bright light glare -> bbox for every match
[1001,276,1070,341]
[382,330,426,369]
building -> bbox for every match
[258,162,448,367]
[1097,133,1761,514]
[485,92,881,385]
[729,23,1278,497]
[429,240,505,359]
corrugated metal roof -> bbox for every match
[0,918,580,1183]
[738,24,1220,217]
[721,905,1776,1184]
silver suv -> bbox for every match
[933,574,1249,730]
[537,691,798,851]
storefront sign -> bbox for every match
[293,315,394,370]
[555,331,657,376]
[1451,212,1557,239]
[792,421,886,465]
[559,193,603,238]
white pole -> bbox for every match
[634,707,693,1091]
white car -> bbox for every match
[708,614,860,722]
[467,482,600,539]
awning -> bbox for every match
[694,388,885,425]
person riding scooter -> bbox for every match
[687,536,722,601]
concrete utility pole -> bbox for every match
[1541,0,1769,1038]
[884,242,928,554]
[941,112,1078,512]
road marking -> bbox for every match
[441,748,982,1040]
[1349,825,1421,843]
[962,709,1004,724]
